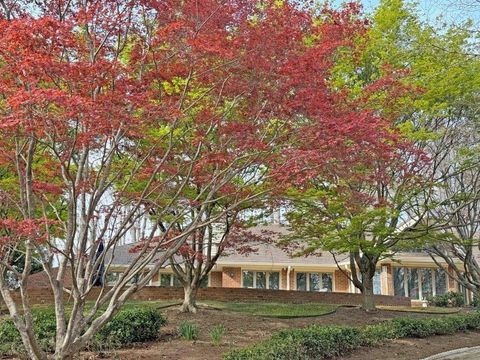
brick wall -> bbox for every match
[221,267,241,288]
[280,268,296,290]
[3,286,411,307]
[382,264,394,296]
[210,271,222,287]
[448,265,458,292]
[334,270,350,292]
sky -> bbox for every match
[333,0,480,26]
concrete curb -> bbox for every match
[422,346,480,360]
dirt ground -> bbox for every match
[82,305,480,360]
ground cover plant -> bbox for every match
[178,321,200,341]
[0,307,165,357]
[224,311,480,360]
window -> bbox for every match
[309,273,321,292]
[242,271,280,289]
[394,267,448,299]
[421,269,433,299]
[373,270,382,295]
[408,268,419,299]
[199,275,209,288]
[322,273,333,291]
[256,272,266,289]
[159,273,182,287]
[160,274,172,287]
[242,271,254,288]
[269,272,280,290]
[394,267,405,297]
[296,273,307,291]
[435,269,447,295]
[296,272,333,292]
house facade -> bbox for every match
[106,224,474,305]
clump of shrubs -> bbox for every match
[0,307,165,357]
[427,292,465,307]
[224,312,480,360]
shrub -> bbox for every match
[428,292,465,307]
[0,306,166,356]
[472,295,480,309]
[95,308,166,347]
[178,321,199,340]
[391,317,436,338]
[210,325,225,346]
[224,312,480,360]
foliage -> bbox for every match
[0,307,165,356]
[225,312,480,360]
[427,292,466,308]
[0,0,396,356]
[209,324,226,346]
[178,321,199,341]
[95,308,165,347]
[472,295,480,309]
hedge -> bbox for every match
[0,307,166,356]
[224,311,480,360]
[427,292,465,307]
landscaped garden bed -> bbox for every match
[1,301,478,360]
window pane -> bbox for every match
[296,272,307,291]
[421,269,433,299]
[394,268,405,297]
[322,273,333,292]
[256,272,266,289]
[309,273,321,292]
[269,272,279,290]
[160,274,171,287]
[373,270,382,295]
[199,275,209,288]
[408,269,419,299]
[435,269,447,295]
[173,275,182,287]
[242,271,254,288]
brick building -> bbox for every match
[104,224,473,305]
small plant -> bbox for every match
[209,325,225,346]
[178,321,199,340]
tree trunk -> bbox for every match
[180,285,198,313]
[362,276,376,311]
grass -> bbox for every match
[31,300,179,313]
[378,305,461,314]
[202,301,337,318]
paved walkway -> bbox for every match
[422,346,480,360]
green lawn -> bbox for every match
[202,301,337,318]
[378,305,461,314]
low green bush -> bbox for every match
[95,308,166,347]
[178,321,199,340]
[0,307,166,356]
[428,292,465,307]
[224,311,480,360]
